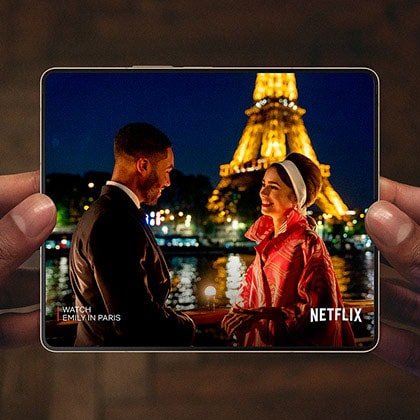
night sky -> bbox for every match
[43,69,377,209]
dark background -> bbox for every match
[1,1,419,418]
[43,70,375,209]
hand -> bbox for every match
[365,177,420,377]
[221,306,285,337]
[221,310,256,337]
[0,171,56,348]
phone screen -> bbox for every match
[41,67,379,352]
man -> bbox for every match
[69,123,195,347]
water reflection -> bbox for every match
[45,252,375,315]
[224,254,251,305]
[331,252,375,300]
[166,254,255,311]
[167,256,199,310]
[45,257,73,318]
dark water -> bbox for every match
[45,251,376,346]
[45,251,375,316]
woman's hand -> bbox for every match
[221,307,285,337]
[221,310,256,337]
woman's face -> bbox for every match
[260,166,296,221]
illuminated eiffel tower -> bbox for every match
[207,73,349,223]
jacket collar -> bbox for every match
[106,180,140,209]
[245,209,308,243]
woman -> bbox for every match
[221,153,355,348]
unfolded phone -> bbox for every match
[41,67,379,352]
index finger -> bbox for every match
[0,171,40,216]
[380,177,420,225]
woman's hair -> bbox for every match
[270,153,322,207]
[114,122,172,162]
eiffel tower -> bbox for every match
[207,73,349,223]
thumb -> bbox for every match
[365,200,420,286]
[0,193,56,283]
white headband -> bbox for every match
[278,160,307,212]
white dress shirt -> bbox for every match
[106,180,140,209]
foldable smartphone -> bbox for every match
[41,67,379,352]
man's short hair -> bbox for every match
[114,122,172,161]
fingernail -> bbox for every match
[379,177,391,196]
[367,201,414,247]
[10,194,56,238]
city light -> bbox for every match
[204,285,216,310]
[204,286,216,297]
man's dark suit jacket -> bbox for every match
[69,185,195,347]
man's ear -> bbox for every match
[136,157,149,175]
